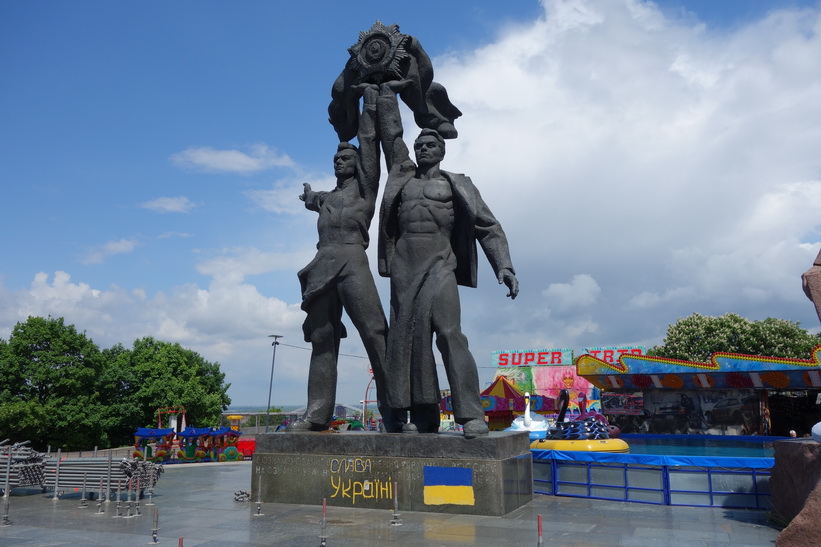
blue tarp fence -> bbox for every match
[532,445,774,509]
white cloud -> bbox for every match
[195,247,316,285]
[31,271,100,301]
[245,174,335,215]
[542,274,601,311]
[140,196,196,213]
[0,268,309,406]
[170,143,295,174]
[626,286,698,311]
[426,0,821,364]
[82,238,139,264]
[157,231,193,239]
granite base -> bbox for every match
[252,430,532,516]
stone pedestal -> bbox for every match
[252,431,532,516]
[770,438,821,546]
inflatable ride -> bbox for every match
[506,392,551,440]
[530,389,629,453]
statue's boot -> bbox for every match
[462,419,489,439]
[286,419,328,432]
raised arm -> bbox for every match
[354,83,380,203]
[377,80,414,174]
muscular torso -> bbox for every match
[397,177,455,238]
[316,180,375,247]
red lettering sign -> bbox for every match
[496,349,572,366]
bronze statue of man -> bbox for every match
[376,81,519,438]
[290,84,401,433]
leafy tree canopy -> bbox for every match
[120,336,232,430]
[647,313,821,362]
[0,316,104,449]
[0,317,231,450]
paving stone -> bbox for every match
[0,460,783,546]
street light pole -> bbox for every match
[265,335,283,433]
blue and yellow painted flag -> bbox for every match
[423,466,475,506]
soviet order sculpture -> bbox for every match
[290,84,402,433]
[328,21,462,143]
[376,81,519,439]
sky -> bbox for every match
[3,0,821,409]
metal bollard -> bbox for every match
[390,481,401,526]
[51,449,61,501]
[105,450,113,503]
[2,443,14,527]
[134,477,142,517]
[124,479,133,518]
[253,474,263,516]
[145,467,156,506]
[149,508,159,544]
[113,480,122,518]
[78,473,88,508]
[1,496,10,527]
[95,478,105,515]
[319,497,328,546]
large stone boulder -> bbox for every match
[771,438,821,546]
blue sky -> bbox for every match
[3,0,821,408]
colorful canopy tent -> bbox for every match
[576,346,821,392]
[482,375,525,431]
[176,427,212,462]
[440,375,555,431]
[483,374,524,399]
[576,346,821,436]
[209,427,243,461]
[133,428,175,462]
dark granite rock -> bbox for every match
[253,430,532,516]
[801,249,821,323]
[770,438,821,546]
[255,430,528,459]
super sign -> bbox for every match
[493,349,573,366]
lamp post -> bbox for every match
[265,335,283,433]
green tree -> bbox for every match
[104,337,231,433]
[0,316,105,450]
[648,313,821,362]
[0,317,232,450]
[97,343,145,447]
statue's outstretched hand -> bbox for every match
[299,183,312,202]
[498,268,519,300]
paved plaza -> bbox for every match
[0,460,780,546]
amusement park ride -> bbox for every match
[132,407,246,464]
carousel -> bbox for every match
[132,427,175,462]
